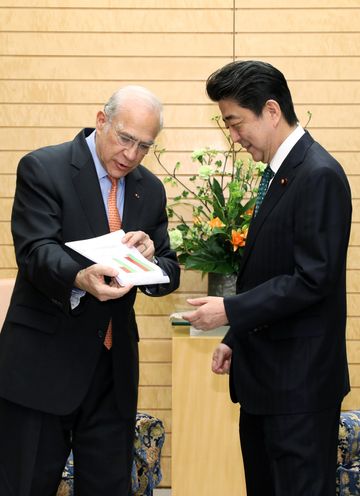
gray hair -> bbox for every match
[103,85,163,130]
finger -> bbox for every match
[93,264,119,278]
[187,297,210,307]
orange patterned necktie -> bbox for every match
[104,176,122,349]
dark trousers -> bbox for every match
[0,347,136,496]
[240,405,341,496]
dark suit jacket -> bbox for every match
[0,128,180,418]
[223,132,352,415]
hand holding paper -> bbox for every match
[66,230,170,286]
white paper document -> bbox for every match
[66,230,170,286]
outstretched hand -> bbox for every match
[182,296,228,331]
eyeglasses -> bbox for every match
[111,124,154,155]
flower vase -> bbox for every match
[207,272,237,297]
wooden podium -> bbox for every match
[172,330,247,495]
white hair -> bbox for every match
[103,85,163,130]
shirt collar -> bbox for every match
[270,125,305,175]
[85,129,124,186]
[85,130,108,181]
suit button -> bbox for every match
[253,327,258,333]
[98,330,104,338]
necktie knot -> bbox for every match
[254,166,274,217]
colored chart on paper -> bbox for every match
[113,254,154,274]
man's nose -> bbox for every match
[123,144,138,161]
[229,127,241,143]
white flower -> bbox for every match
[198,164,215,180]
[169,229,183,250]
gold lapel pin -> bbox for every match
[280,178,288,186]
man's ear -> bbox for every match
[264,99,281,125]
[96,110,107,132]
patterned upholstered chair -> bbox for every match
[57,412,165,496]
[337,410,360,495]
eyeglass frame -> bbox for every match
[108,121,155,155]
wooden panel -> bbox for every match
[235,33,360,57]
[162,435,171,457]
[0,176,16,198]
[0,200,13,221]
[347,340,360,362]
[2,80,360,106]
[348,247,360,269]
[2,104,360,129]
[0,0,233,7]
[162,457,171,487]
[235,8,360,32]
[0,56,232,81]
[139,363,171,386]
[138,386,171,410]
[348,177,360,199]
[0,33,233,56]
[137,316,174,339]
[0,152,25,174]
[347,317,360,340]
[350,224,360,246]
[3,56,360,81]
[0,245,15,268]
[236,0,360,6]
[0,81,213,105]
[349,364,360,387]
[139,340,171,363]
[0,223,12,244]
[347,270,360,293]
[290,81,360,105]
[0,8,233,32]
[348,294,360,317]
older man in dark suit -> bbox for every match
[0,85,180,496]
[184,61,352,496]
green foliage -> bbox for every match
[154,116,266,275]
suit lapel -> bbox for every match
[70,130,109,237]
[238,132,314,277]
[122,167,145,231]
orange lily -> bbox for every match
[231,229,247,251]
[208,217,225,228]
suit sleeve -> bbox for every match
[11,153,82,310]
[223,164,352,335]
[140,179,180,297]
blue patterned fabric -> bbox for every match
[254,165,274,216]
[337,410,360,495]
[56,412,165,496]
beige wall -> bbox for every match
[1,0,360,487]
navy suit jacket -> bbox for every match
[0,129,180,417]
[223,132,352,415]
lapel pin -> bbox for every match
[280,178,288,186]
[134,192,140,199]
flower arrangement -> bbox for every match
[154,116,266,275]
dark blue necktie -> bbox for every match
[254,166,275,216]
